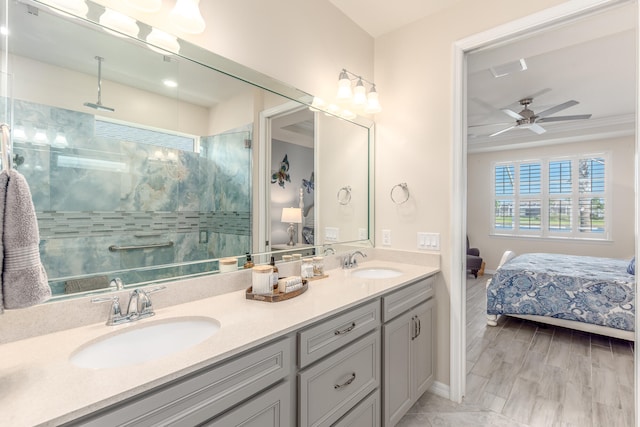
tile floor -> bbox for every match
[397,274,635,427]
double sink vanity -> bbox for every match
[0,254,439,426]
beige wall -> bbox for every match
[468,136,636,271]
[373,0,567,386]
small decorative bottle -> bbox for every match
[270,256,280,291]
[243,252,254,269]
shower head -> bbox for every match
[84,56,115,112]
[83,101,115,112]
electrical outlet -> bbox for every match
[382,229,391,246]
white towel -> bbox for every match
[1,169,50,311]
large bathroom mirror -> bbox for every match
[5,0,373,297]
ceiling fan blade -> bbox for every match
[468,122,513,128]
[501,108,524,120]
[528,123,546,134]
[537,114,592,123]
[536,100,578,118]
[490,125,515,137]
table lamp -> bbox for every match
[281,207,302,246]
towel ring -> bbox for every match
[337,186,352,205]
[390,183,409,205]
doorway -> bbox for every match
[451,0,639,417]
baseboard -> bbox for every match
[429,381,450,399]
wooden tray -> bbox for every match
[306,274,329,281]
[246,280,308,302]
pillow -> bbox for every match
[627,257,635,275]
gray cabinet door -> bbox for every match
[382,310,413,427]
[203,380,292,427]
[413,299,435,398]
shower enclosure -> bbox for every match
[13,98,252,295]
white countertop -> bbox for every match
[0,260,438,426]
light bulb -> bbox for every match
[365,86,382,114]
[146,28,180,55]
[336,70,352,100]
[169,0,206,34]
[99,8,139,38]
[352,78,367,107]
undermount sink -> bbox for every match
[70,316,220,369]
[351,267,403,279]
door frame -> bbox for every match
[449,0,639,405]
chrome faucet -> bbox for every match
[92,285,166,326]
[342,250,367,269]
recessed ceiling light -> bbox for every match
[163,79,178,88]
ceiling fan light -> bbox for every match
[128,0,162,13]
[352,78,367,106]
[146,28,181,54]
[337,70,352,100]
[169,0,206,34]
[99,8,139,38]
[365,86,381,114]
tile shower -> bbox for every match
[13,99,252,296]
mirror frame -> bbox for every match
[10,0,374,296]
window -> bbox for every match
[492,154,608,239]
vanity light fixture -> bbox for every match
[169,0,206,34]
[99,8,139,38]
[335,68,382,114]
[146,27,181,54]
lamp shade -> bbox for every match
[169,0,206,34]
[146,28,180,54]
[337,70,352,100]
[281,207,302,224]
[352,78,367,106]
[99,8,139,38]
[365,85,382,114]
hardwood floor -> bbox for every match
[397,274,635,427]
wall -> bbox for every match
[468,136,636,270]
[373,0,567,388]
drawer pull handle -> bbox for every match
[334,373,356,389]
[334,322,356,335]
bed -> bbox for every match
[486,251,636,341]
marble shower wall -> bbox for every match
[12,99,251,295]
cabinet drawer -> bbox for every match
[382,276,434,322]
[70,337,293,427]
[333,390,380,427]
[298,331,380,427]
[203,380,292,427]
[298,300,379,368]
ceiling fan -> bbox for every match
[476,97,592,137]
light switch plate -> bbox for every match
[417,232,440,250]
[325,227,339,242]
[358,228,368,240]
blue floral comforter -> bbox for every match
[487,253,635,331]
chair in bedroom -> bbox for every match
[467,236,483,278]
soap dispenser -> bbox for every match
[243,252,254,269]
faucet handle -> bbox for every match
[92,296,126,325]
[134,285,166,318]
